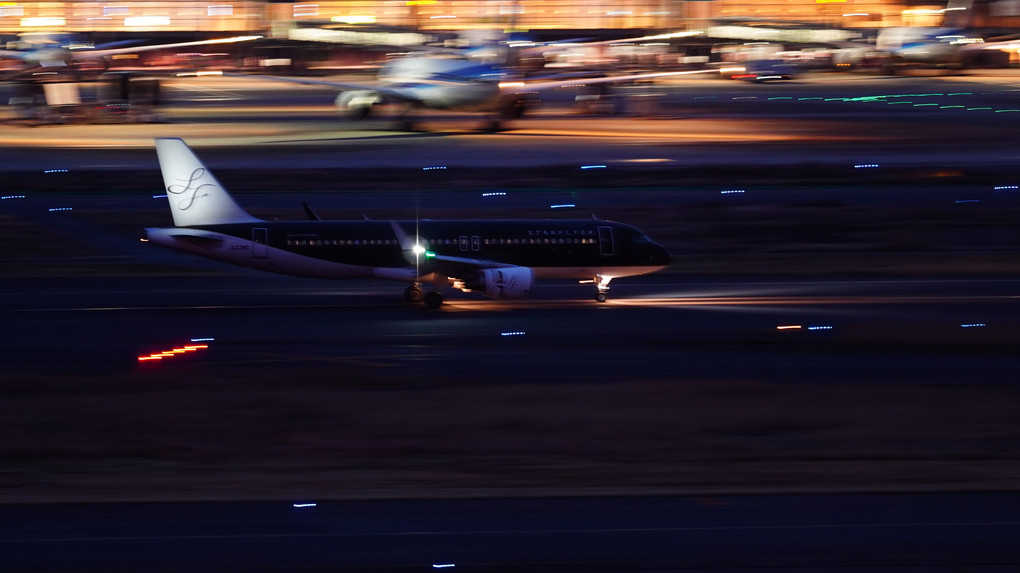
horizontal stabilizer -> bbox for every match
[167,233,224,248]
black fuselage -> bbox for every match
[203,219,671,275]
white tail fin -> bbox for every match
[155,138,261,227]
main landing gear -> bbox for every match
[593,274,612,303]
[394,102,422,131]
[404,283,444,309]
[404,284,424,303]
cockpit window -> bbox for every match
[631,234,651,245]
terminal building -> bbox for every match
[2,0,1020,38]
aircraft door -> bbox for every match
[598,226,614,256]
[252,227,269,259]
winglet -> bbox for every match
[390,220,420,258]
[302,202,320,221]
[154,138,261,227]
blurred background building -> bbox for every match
[2,0,1020,39]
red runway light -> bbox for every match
[138,342,211,362]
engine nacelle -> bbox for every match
[335,90,382,119]
[462,267,533,299]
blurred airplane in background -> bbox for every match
[873,26,1018,67]
[233,54,717,130]
[833,0,1017,69]
[0,33,261,72]
[254,25,716,129]
[833,26,1018,70]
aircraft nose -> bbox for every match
[650,242,671,266]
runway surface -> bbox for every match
[4,273,1020,384]
[2,184,1018,503]
[3,493,1019,572]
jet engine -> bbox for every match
[461,267,533,299]
[335,90,382,119]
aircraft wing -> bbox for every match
[388,221,517,277]
[541,30,705,48]
[230,67,719,102]
[225,73,384,91]
[72,35,261,60]
[501,68,719,92]
[223,73,422,104]
[961,37,1020,51]
[421,253,518,276]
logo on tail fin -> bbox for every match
[167,168,215,212]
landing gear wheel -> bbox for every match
[595,292,608,303]
[404,285,424,303]
[395,103,420,131]
[423,291,444,309]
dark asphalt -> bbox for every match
[3,273,1020,385]
[2,494,1019,572]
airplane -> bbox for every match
[0,33,261,71]
[231,54,717,130]
[832,25,1017,70]
[873,26,992,65]
[142,138,672,308]
[832,0,1014,69]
